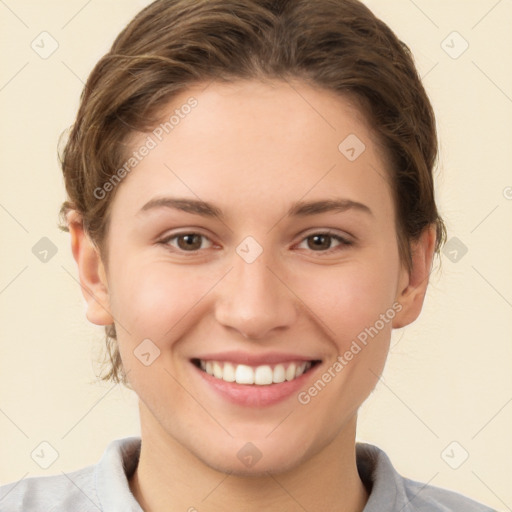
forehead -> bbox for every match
[114,79,394,222]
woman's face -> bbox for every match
[90,79,422,474]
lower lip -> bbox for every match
[192,362,320,407]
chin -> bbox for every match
[188,433,316,478]
[200,450,306,477]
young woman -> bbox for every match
[0,0,497,510]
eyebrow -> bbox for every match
[137,196,373,219]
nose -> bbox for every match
[214,248,298,340]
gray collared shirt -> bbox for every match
[0,437,496,511]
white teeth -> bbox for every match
[235,364,254,384]
[213,362,223,379]
[254,365,273,385]
[285,363,296,381]
[198,359,314,385]
[273,364,286,383]
[222,362,236,382]
[295,362,306,378]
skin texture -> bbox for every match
[68,79,436,512]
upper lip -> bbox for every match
[192,351,321,366]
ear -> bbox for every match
[392,225,437,329]
[67,211,114,326]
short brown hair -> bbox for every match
[59,0,446,385]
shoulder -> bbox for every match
[401,475,496,511]
[0,436,142,512]
[356,442,496,512]
[0,464,99,511]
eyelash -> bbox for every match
[158,230,353,255]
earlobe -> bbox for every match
[392,225,437,329]
[67,211,114,327]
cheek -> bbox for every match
[109,262,215,394]
[292,262,397,421]
[295,259,399,348]
[108,259,227,356]
[108,260,194,336]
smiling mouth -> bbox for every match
[191,358,321,386]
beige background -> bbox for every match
[1,0,511,510]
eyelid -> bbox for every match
[293,230,353,253]
[159,230,215,250]
[159,228,354,255]
[297,228,353,243]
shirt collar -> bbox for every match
[356,442,416,512]
[94,436,412,511]
[95,436,143,512]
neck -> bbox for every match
[129,402,369,512]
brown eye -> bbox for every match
[297,232,352,253]
[176,234,203,251]
[161,233,213,252]
[307,234,333,251]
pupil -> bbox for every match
[179,234,201,250]
[310,235,330,250]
